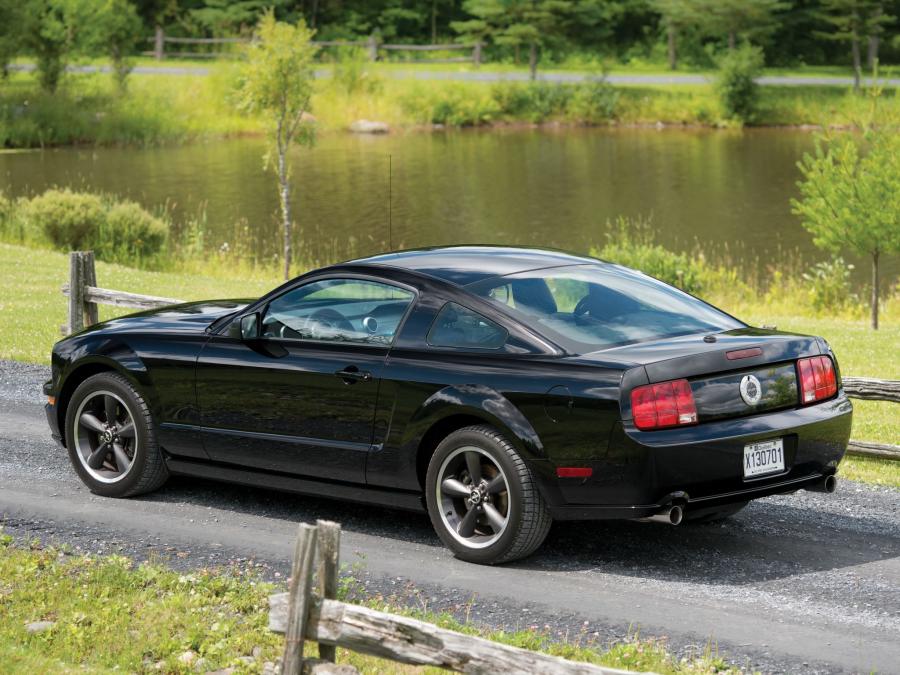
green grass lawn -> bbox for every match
[0,242,896,487]
[0,538,733,674]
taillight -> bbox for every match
[797,355,837,404]
[631,379,698,430]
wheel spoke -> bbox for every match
[79,412,106,434]
[104,395,118,425]
[464,452,482,484]
[86,443,109,470]
[456,506,479,538]
[482,503,507,533]
[116,421,135,439]
[486,474,506,494]
[441,477,471,498]
[111,442,131,474]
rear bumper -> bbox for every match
[534,393,852,520]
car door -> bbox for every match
[195,276,416,483]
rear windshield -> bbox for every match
[467,263,743,353]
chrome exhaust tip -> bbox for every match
[806,475,837,493]
[645,504,683,526]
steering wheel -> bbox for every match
[573,295,592,318]
[305,308,354,338]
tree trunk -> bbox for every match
[529,42,537,81]
[667,23,677,70]
[852,38,862,90]
[871,250,879,330]
[728,30,735,51]
[277,125,292,281]
[431,0,437,44]
[310,0,319,29]
[867,35,879,70]
[514,44,520,64]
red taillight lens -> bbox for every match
[630,379,698,431]
[797,355,837,404]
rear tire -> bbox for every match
[425,425,551,565]
[64,372,168,498]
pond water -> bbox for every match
[1,127,892,283]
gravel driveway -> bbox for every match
[1,359,898,674]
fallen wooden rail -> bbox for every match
[842,377,900,403]
[59,250,898,460]
[269,521,639,675]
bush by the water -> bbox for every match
[715,44,764,123]
[3,189,168,265]
[400,80,619,126]
[592,217,705,294]
[801,257,857,313]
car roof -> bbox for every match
[346,245,598,286]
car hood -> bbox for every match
[74,299,253,336]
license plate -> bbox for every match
[743,438,785,478]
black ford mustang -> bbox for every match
[45,247,852,564]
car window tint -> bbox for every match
[468,264,743,353]
[262,278,414,346]
[427,302,508,350]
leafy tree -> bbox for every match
[21,0,101,93]
[192,0,280,36]
[651,0,700,70]
[818,0,893,90]
[453,0,573,80]
[88,0,143,91]
[0,0,24,77]
[237,11,317,280]
[792,117,900,329]
[695,0,788,50]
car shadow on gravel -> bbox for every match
[141,476,899,586]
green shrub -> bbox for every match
[715,44,764,123]
[24,189,106,250]
[802,257,856,313]
[568,80,619,123]
[11,189,169,265]
[591,216,704,294]
[492,82,572,123]
[101,200,169,264]
[333,47,383,96]
[400,84,499,126]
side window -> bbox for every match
[261,278,415,346]
[427,302,508,350]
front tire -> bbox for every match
[64,372,168,498]
[425,425,551,564]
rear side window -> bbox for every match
[427,302,508,350]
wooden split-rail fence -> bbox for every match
[145,26,483,65]
[61,251,899,461]
[269,520,642,675]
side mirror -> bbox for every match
[240,313,259,340]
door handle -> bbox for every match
[335,366,372,383]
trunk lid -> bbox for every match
[573,328,824,422]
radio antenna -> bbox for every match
[388,153,393,252]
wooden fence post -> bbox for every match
[81,251,99,326]
[315,521,341,663]
[367,33,379,61]
[282,523,318,675]
[67,252,85,335]
[473,41,483,65]
[154,26,165,60]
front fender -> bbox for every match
[53,338,156,438]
